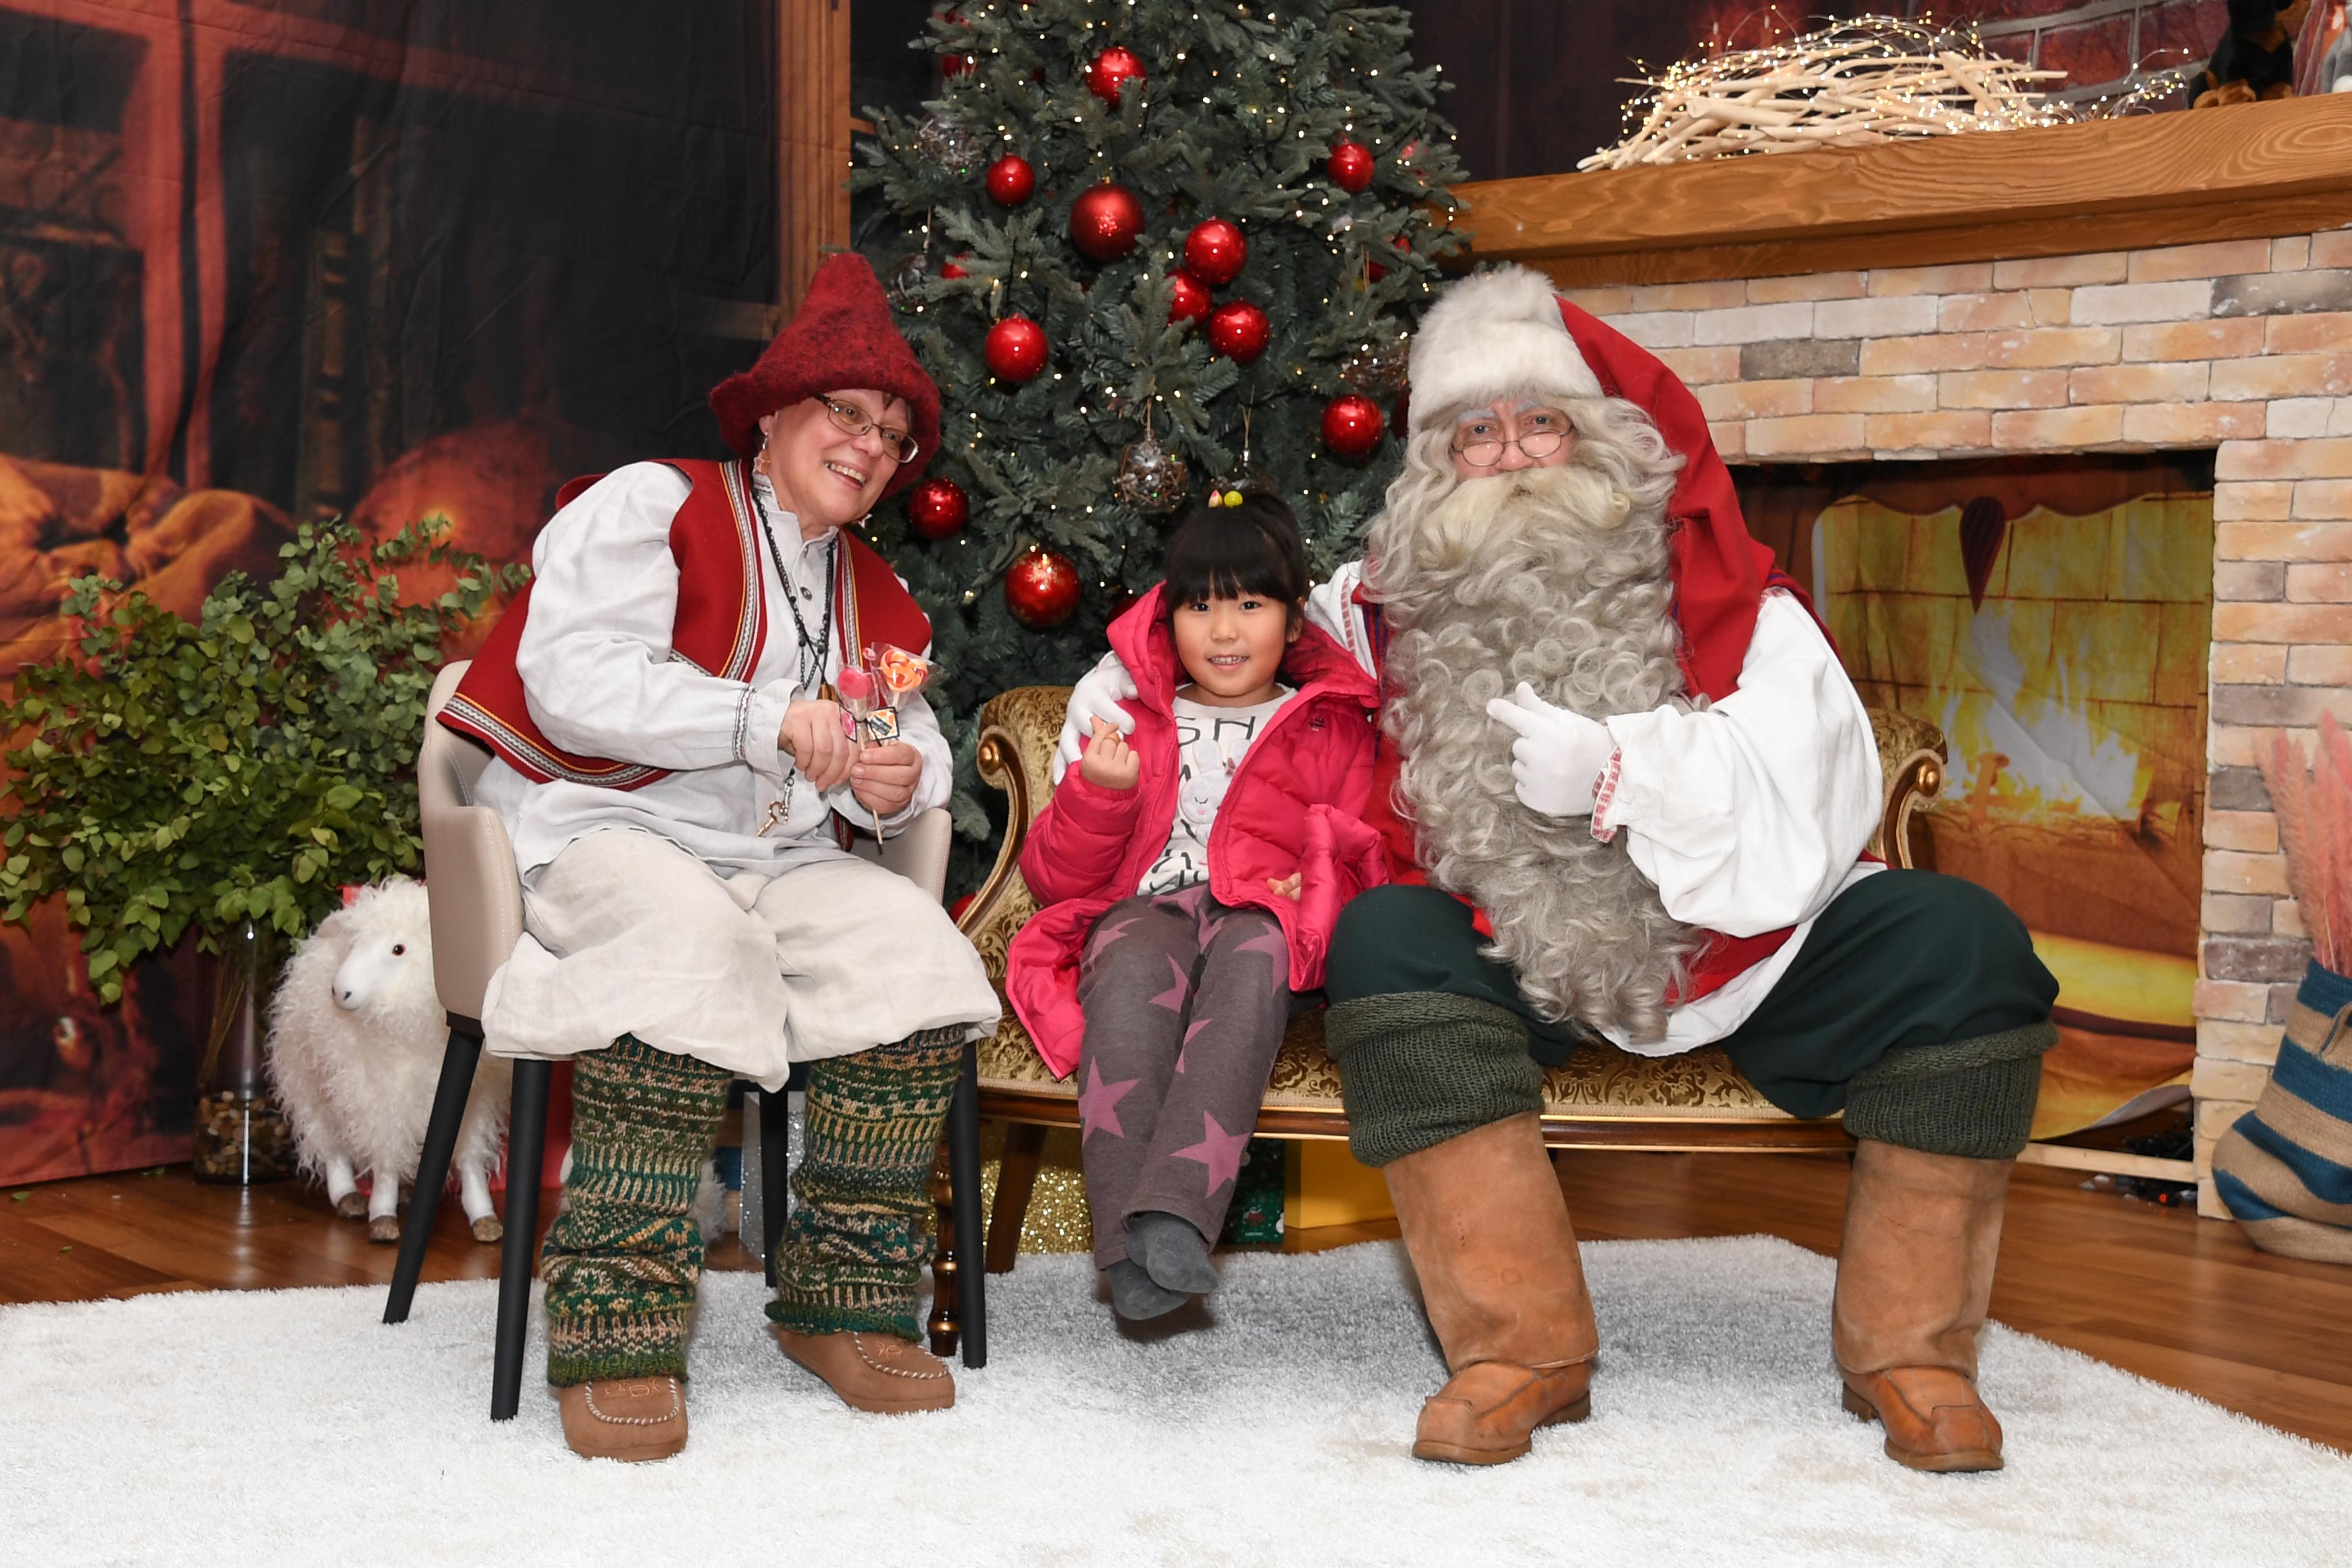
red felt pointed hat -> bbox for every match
[709,253,941,497]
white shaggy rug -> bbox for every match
[5,1237,2347,1568]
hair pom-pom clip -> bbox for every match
[1219,489,1245,508]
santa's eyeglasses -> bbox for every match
[819,396,920,464]
[1451,409,1571,467]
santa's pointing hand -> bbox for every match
[1485,681,1616,819]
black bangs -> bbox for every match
[1159,493,1309,614]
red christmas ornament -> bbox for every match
[1367,233,1409,283]
[1086,45,1148,106]
[1320,394,1386,459]
[1068,182,1144,262]
[906,477,970,540]
[985,154,1035,206]
[1006,547,1081,629]
[985,315,1049,381]
[1207,300,1269,362]
[1168,271,1212,324]
[1184,219,1247,286]
[940,256,970,280]
[1327,141,1375,193]
[941,50,977,77]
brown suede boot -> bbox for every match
[1384,1113,1598,1465]
[772,1326,956,1413]
[1833,1139,2014,1473]
[556,1377,688,1462]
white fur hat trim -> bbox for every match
[1407,264,1602,433]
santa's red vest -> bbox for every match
[440,458,931,790]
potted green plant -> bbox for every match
[1,518,525,1182]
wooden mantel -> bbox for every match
[1454,93,2352,288]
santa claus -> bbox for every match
[1059,266,2059,1473]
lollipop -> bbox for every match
[869,643,935,700]
[832,664,881,738]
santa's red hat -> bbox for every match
[1404,263,1798,703]
[708,253,941,498]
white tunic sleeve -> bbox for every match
[514,463,794,778]
[1307,559,1376,675]
[1592,591,1881,937]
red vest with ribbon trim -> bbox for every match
[440,458,930,790]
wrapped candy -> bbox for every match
[832,644,936,744]
[834,664,886,741]
[870,643,934,703]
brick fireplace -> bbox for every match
[1453,93,2352,1215]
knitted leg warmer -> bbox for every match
[1324,992,1544,1169]
[540,1034,732,1386]
[1842,1021,2058,1161]
[767,1026,966,1340]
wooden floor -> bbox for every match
[6,1150,2348,1453]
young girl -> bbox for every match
[1008,493,1389,1320]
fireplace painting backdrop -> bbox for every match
[1758,460,2214,1137]
[0,1,778,1184]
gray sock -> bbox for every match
[1128,1210,1220,1295]
[1104,1259,1187,1320]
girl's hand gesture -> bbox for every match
[1079,718,1141,791]
[1266,872,1302,901]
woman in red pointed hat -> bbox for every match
[1055,264,2059,1474]
[441,253,999,1460]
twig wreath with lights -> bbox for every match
[1585,12,2203,172]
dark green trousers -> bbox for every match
[1323,870,2058,1122]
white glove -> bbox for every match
[1485,681,1616,819]
[1052,651,1139,783]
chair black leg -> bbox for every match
[383,1016,484,1326]
[760,1086,790,1289]
[948,1039,986,1369]
[491,1058,553,1422]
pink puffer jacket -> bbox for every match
[1006,585,1388,1077]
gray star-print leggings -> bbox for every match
[1075,885,1292,1269]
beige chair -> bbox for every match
[384,662,989,1422]
[950,687,1947,1269]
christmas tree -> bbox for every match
[852,0,1464,859]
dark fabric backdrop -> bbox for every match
[0,0,777,1184]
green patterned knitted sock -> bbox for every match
[767,1027,966,1340]
[540,1034,731,1386]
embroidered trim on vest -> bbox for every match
[713,460,765,681]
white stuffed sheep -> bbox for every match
[266,877,513,1244]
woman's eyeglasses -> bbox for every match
[821,397,919,464]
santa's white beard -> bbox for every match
[1367,464,1697,1043]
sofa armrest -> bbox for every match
[1867,708,1946,872]
[956,685,1073,979]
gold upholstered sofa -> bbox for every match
[936,685,1946,1293]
